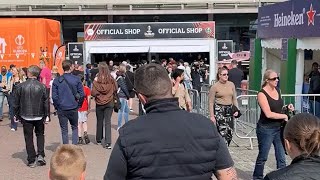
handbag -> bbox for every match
[113,79,121,113]
[232,105,242,118]
[280,105,295,155]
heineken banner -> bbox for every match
[68,42,84,65]
[84,22,215,40]
[258,0,320,39]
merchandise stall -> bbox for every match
[83,22,218,83]
[250,0,320,96]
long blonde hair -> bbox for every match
[262,69,275,88]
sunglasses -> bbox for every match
[268,77,279,81]
[221,73,228,76]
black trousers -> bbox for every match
[22,119,45,163]
[46,88,51,121]
[96,102,113,144]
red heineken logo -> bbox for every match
[307,4,316,26]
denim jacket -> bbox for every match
[0,72,12,92]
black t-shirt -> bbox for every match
[72,70,83,76]
[228,68,244,88]
[90,68,99,81]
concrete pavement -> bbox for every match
[0,99,290,180]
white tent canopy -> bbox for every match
[85,39,217,83]
[297,38,320,50]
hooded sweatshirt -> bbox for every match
[91,76,117,105]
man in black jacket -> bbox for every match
[308,67,320,118]
[13,65,48,168]
[104,64,237,180]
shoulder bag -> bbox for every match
[113,78,121,113]
[62,75,80,101]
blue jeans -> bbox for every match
[309,100,320,118]
[117,98,129,128]
[253,123,286,180]
[0,92,5,118]
[57,109,78,144]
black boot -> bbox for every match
[78,137,84,145]
[83,132,90,144]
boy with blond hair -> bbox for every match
[49,144,86,180]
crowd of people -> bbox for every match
[0,57,319,180]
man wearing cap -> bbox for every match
[0,66,12,121]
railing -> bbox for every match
[189,87,320,149]
[235,94,320,149]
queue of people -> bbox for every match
[0,58,319,180]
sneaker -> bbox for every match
[45,117,50,124]
[78,137,84,145]
[105,143,112,149]
[117,127,120,131]
[130,109,134,112]
[83,132,90,144]
[11,128,16,131]
[37,155,46,166]
[96,141,101,145]
[27,161,37,168]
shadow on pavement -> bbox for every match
[45,142,60,152]
[236,168,253,180]
[12,149,28,164]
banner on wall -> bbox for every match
[84,22,215,40]
[68,42,84,65]
[217,40,233,61]
[258,0,320,39]
[54,45,66,75]
[281,39,288,60]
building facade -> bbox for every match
[0,0,285,52]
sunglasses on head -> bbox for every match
[268,77,279,81]
[221,73,228,76]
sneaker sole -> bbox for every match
[38,160,46,166]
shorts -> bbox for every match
[129,90,135,98]
[78,111,88,123]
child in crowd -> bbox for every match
[78,74,91,145]
[49,144,86,180]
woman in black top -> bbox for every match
[253,70,294,180]
[9,67,26,131]
[264,113,320,180]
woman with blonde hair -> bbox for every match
[264,113,320,180]
[9,67,26,131]
[92,62,116,149]
[253,69,294,180]
[209,67,239,146]
[116,63,130,131]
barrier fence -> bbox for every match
[189,87,320,149]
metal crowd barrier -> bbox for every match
[235,93,320,149]
[188,89,200,114]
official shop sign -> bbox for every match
[258,0,320,39]
[84,22,215,40]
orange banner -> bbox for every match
[54,45,66,75]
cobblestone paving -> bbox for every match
[0,100,291,180]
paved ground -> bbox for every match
[0,99,291,180]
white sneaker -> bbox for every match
[11,128,16,131]
[117,127,120,131]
